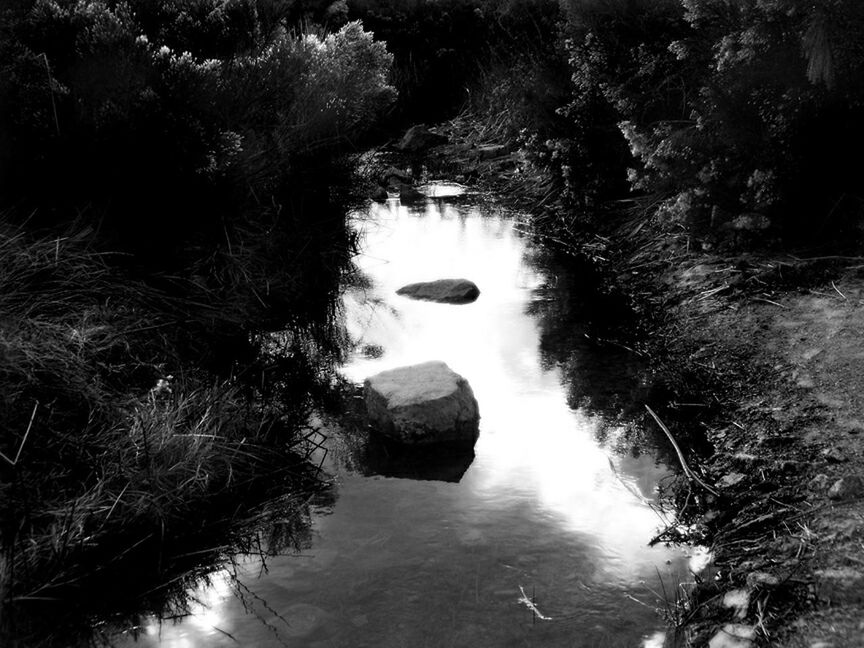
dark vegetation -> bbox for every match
[487,0,864,246]
[346,0,564,123]
[3,0,864,644]
[0,1,393,643]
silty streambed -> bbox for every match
[111,186,703,647]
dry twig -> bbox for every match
[645,405,719,496]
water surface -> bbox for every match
[114,190,697,648]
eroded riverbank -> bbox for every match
[637,259,864,648]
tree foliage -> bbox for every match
[0,1,394,261]
[553,0,864,239]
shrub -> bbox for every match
[0,1,394,633]
[0,3,394,258]
[556,0,864,240]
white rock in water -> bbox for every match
[396,278,480,304]
[363,361,480,445]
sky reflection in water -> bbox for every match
[118,194,700,648]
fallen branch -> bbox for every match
[645,405,719,497]
[1,400,38,467]
[831,281,847,300]
[753,297,786,308]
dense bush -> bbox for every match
[551,0,864,240]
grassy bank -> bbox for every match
[413,115,864,647]
[0,214,344,645]
[0,2,396,644]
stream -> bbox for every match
[110,186,702,647]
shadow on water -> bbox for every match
[344,433,476,483]
[522,244,715,465]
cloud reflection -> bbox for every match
[344,201,672,580]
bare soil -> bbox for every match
[647,255,864,648]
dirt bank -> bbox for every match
[643,254,864,648]
[374,122,864,647]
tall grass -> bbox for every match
[0,218,340,643]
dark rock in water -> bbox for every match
[370,185,389,202]
[364,361,480,446]
[396,124,448,153]
[396,278,480,304]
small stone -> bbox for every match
[746,572,780,589]
[702,510,721,525]
[729,213,770,231]
[808,474,831,492]
[821,447,847,463]
[396,278,480,304]
[809,641,833,648]
[708,623,755,648]
[732,452,759,465]
[828,475,864,500]
[360,344,384,359]
[802,347,823,361]
[718,472,747,489]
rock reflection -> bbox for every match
[356,437,476,483]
